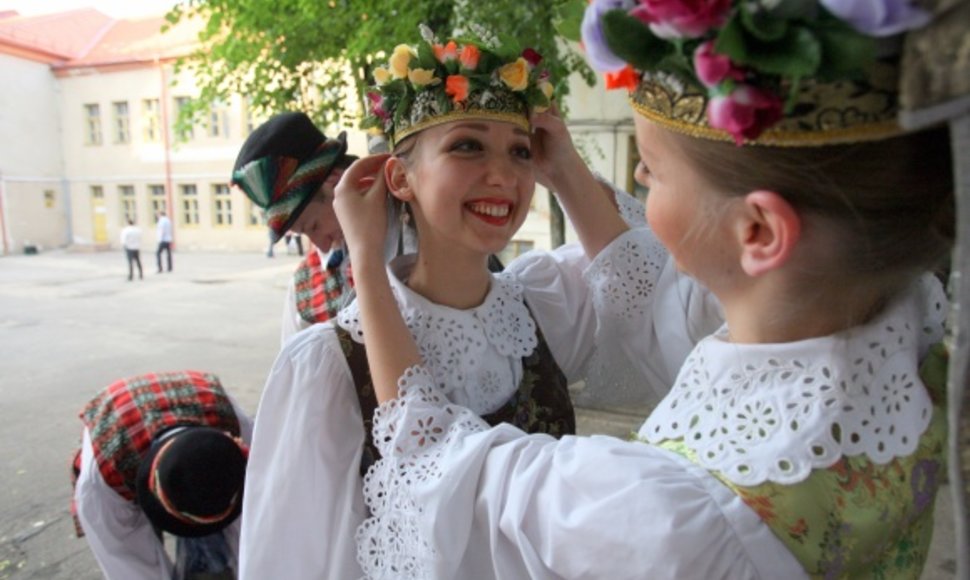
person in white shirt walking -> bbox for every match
[120,218,142,281]
[155,210,173,273]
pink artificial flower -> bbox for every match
[630,0,732,39]
[368,92,389,121]
[521,48,543,68]
[707,84,784,145]
[693,40,744,87]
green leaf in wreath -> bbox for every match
[813,12,875,79]
[717,16,821,78]
[416,41,438,71]
[602,10,671,71]
[740,3,789,42]
[554,0,588,43]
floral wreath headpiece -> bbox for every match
[362,25,555,148]
[580,0,932,145]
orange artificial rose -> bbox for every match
[445,75,470,104]
[433,40,458,63]
[498,58,529,91]
[459,45,480,70]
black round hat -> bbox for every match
[135,426,247,538]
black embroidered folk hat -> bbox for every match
[231,112,356,243]
[135,426,247,538]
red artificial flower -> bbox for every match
[521,48,543,68]
[604,65,640,91]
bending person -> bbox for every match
[71,371,251,580]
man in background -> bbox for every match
[120,218,142,281]
[156,210,173,273]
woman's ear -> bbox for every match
[384,157,414,202]
[736,190,801,277]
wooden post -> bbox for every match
[950,114,970,580]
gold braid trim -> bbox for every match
[391,110,531,148]
[631,97,904,147]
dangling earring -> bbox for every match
[400,202,411,226]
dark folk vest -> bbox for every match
[335,309,575,476]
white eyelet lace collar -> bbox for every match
[641,274,947,486]
[337,255,538,409]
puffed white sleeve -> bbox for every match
[74,429,172,580]
[355,368,806,580]
[510,228,722,408]
[239,325,367,580]
[280,276,310,347]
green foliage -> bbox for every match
[166,0,595,135]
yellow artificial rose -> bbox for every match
[388,44,415,79]
[539,80,554,100]
[373,67,391,86]
[408,68,440,87]
[498,58,529,91]
[534,80,555,113]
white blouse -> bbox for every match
[240,228,719,579]
[354,264,946,578]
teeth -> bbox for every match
[468,202,511,217]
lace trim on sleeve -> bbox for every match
[591,171,647,228]
[584,228,669,320]
[355,365,488,578]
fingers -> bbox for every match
[335,153,391,199]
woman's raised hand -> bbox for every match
[530,105,584,192]
[333,153,392,265]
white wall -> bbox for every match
[0,53,69,253]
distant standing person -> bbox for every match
[120,218,142,281]
[156,210,173,273]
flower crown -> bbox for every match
[581,0,931,145]
[362,26,554,147]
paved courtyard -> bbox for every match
[0,249,958,579]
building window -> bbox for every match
[498,239,535,264]
[149,184,166,223]
[247,199,265,227]
[627,135,649,203]
[179,184,200,226]
[173,96,194,141]
[84,104,102,145]
[44,190,56,208]
[112,101,130,144]
[208,100,230,138]
[242,97,258,135]
[213,184,232,226]
[142,98,161,143]
[119,185,136,223]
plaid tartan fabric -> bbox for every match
[70,371,240,537]
[293,249,353,325]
